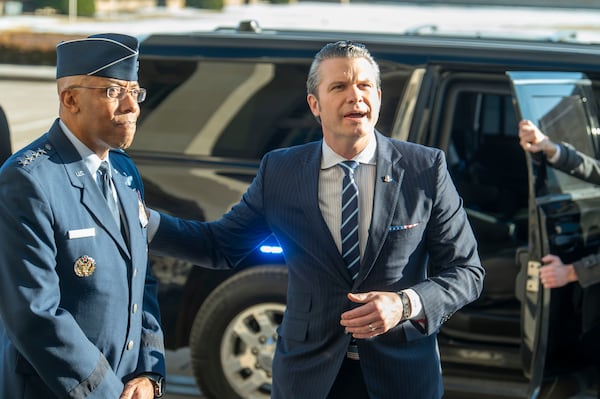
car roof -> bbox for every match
[139,20,600,73]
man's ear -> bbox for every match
[307,93,320,118]
[60,89,80,113]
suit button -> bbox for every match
[127,340,134,350]
[132,303,138,314]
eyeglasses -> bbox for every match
[69,85,147,103]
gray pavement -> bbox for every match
[164,348,204,398]
[0,65,56,152]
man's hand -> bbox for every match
[539,254,578,289]
[119,376,155,399]
[340,292,405,339]
[518,119,557,157]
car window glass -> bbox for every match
[136,59,410,160]
[447,89,527,219]
[510,74,600,195]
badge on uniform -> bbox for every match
[74,255,96,277]
[137,191,148,228]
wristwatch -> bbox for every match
[144,373,165,398]
[397,291,412,322]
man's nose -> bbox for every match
[347,85,362,102]
[118,91,139,112]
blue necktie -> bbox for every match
[339,161,360,280]
[97,161,120,227]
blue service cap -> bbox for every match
[56,33,139,81]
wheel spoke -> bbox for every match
[253,310,277,335]
[222,350,254,370]
[232,320,261,346]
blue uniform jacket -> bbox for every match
[0,119,165,398]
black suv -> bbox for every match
[131,22,600,399]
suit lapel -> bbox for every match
[48,125,130,257]
[355,134,404,286]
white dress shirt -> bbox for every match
[319,135,422,320]
[59,120,116,202]
[319,135,376,259]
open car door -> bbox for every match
[508,71,600,398]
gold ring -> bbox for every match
[368,324,375,331]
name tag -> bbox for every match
[68,228,96,239]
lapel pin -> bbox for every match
[382,175,392,183]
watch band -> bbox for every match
[143,373,165,398]
[398,291,412,322]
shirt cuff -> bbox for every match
[403,288,423,319]
[547,143,561,164]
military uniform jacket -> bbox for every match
[0,119,165,399]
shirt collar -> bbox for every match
[59,119,109,177]
[321,133,377,170]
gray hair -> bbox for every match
[306,40,381,97]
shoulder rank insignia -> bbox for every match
[74,255,96,277]
[18,147,48,167]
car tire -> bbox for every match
[189,265,287,399]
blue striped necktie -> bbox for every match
[97,161,120,227]
[339,161,360,280]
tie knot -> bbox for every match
[98,161,110,176]
[339,160,359,177]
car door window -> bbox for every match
[510,75,600,195]
[136,58,411,160]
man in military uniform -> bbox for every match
[0,33,165,399]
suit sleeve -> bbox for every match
[410,150,485,336]
[152,153,273,269]
[0,166,124,398]
[553,142,600,185]
[572,253,600,288]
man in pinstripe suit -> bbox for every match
[151,41,484,399]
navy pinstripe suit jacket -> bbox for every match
[153,131,484,399]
